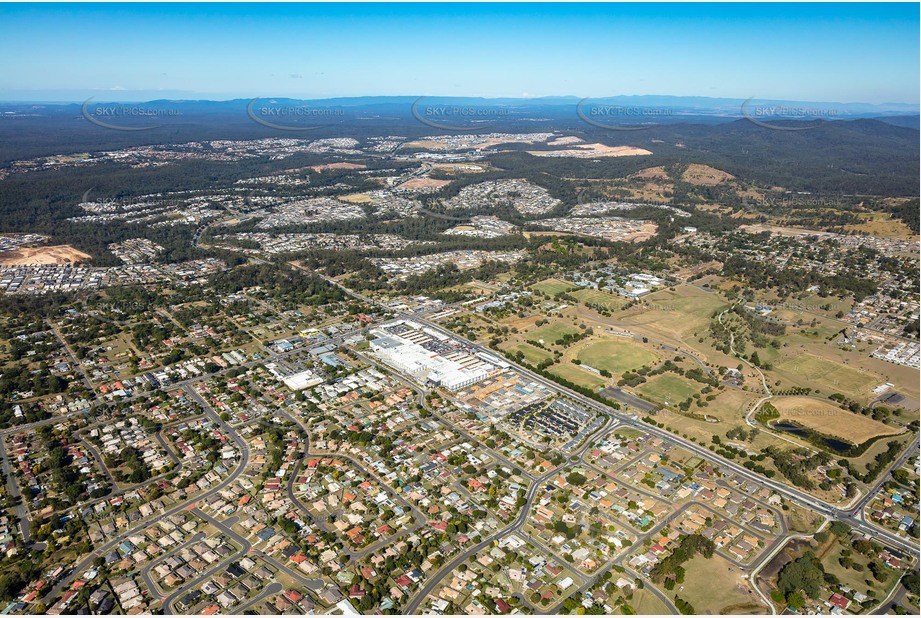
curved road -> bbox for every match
[316,275,920,559]
[41,384,251,605]
[404,416,616,613]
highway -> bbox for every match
[415,315,920,558]
[24,268,918,612]
[320,276,920,559]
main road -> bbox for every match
[319,275,921,560]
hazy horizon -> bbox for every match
[2,93,918,110]
[1,3,918,105]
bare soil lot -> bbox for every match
[398,177,451,190]
[527,143,652,158]
[0,245,91,265]
[680,163,736,186]
[629,165,670,180]
[308,162,366,172]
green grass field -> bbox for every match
[531,278,576,296]
[677,555,766,615]
[765,307,843,340]
[505,342,554,365]
[574,338,659,374]
[570,288,628,310]
[619,286,729,340]
[530,321,582,345]
[612,427,646,440]
[849,431,915,476]
[548,362,606,390]
[820,537,893,599]
[630,587,674,615]
[774,353,879,398]
[637,373,700,405]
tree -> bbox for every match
[787,590,806,609]
[829,521,851,538]
[777,552,825,600]
[901,571,919,593]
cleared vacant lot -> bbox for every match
[817,536,895,601]
[844,211,918,240]
[771,396,899,444]
[505,342,554,365]
[680,163,735,186]
[575,338,659,374]
[309,162,366,172]
[527,143,652,158]
[631,587,674,615]
[619,286,728,340]
[0,245,91,265]
[398,177,451,190]
[337,193,373,203]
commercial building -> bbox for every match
[370,320,498,391]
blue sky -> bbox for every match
[0,2,918,104]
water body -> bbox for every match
[770,422,853,454]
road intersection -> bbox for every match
[6,273,914,615]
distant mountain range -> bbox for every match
[0,94,916,197]
[1,94,917,119]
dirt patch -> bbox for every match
[337,193,374,204]
[501,315,542,331]
[760,538,813,583]
[548,136,584,146]
[681,163,735,186]
[528,143,651,158]
[308,162,366,172]
[720,603,765,615]
[843,212,919,240]
[630,165,670,180]
[0,245,91,265]
[405,135,550,151]
[814,535,838,561]
[674,260,722,281]
[624,221,660,242]
[740,223,835,238]
[398,177,451,190]
[431,163,488,174]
